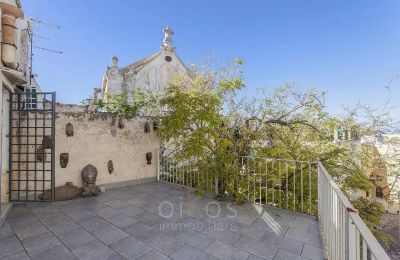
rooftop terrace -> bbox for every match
[0,182,324,260]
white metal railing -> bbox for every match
[158,153,318,215]
[157,152,391,260]
[318,162,390,260]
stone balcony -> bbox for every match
[0,182,325,260]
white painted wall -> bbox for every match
[103,50,190,96]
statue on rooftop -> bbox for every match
[161,26,175,52]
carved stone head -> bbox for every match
[107,160,114,174]
[81,164,98,185]
[60,153,69,168]
[36,145,46,162]
[144,121,151,133]
[146,152,152,165]
[153,120,159,131]
[118,117,125,129]
[65,123,74,137]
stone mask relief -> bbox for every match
[65,123,74,137]
[144,121,151,133]
[36,145,46,162]
[146,152,152,165]
[42,136,52,149]
[60,153,69,168]
[118,117,125,129]
[153,120,159,131]
[108,160,114,174]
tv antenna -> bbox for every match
[28,17,62,85]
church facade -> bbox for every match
[101,26,190,100]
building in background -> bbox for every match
[100,26,190,105]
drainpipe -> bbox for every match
[0,3,23,69]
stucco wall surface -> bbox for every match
[55,109,159,189]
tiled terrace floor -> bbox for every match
[0,182,325,260]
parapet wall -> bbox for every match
[55,104,159,189]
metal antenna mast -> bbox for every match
[28,17,62,85]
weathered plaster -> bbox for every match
[55,108,159,189]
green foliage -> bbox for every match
[351,198,391,245]
[102,88,161,118]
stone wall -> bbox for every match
[55,104,159,190]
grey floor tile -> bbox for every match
[106,254,126,260]
[65,209,96,222]
[31,244,77,260]
[72,240,116,260]
[273,249,309,260]
[285,228,323,248]
[141,232,185,256]
[0,249,30,259]
[6,214,39,230]
[123,222,154,239]
[248,255,265,260]
[193,252,218,260]
[0,236,25,258]
[21,231,61,256]
[260,231,304,255]
[106,213,137,229]
[110,236,151,259]
[205,240,249,260]
[119,205,144,218]
[40,213,71,227]
[234,236,278,260]
[78,216,110,232]
[233,222,269,241]
[251,216,289,236]
[177,230,215,250]
[301,244,325,260]
[104,200,130,209]
[47,220,81,236]
[0,223,15,240]
[6,205,30,219]
[126,197,148,208]
[13,220,48,240]
[92,225,129,245]
[137,249,170,260]
[94,207,120,219]
[170,244,202,260]
[274,216,309,233]
[203,226,241,245]
[58,227,97,251]
[134,211,164,226]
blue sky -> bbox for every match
[21,0,400,116]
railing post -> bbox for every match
[345,211,350,260]
[348,213,357,260]
[157,148,160,182]
[215,178,218,196]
